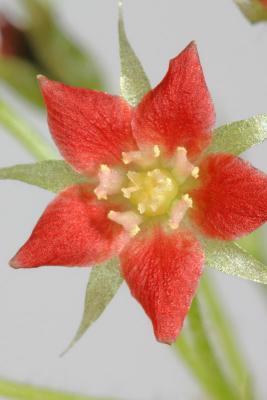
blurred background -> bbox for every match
[0,0,266,399]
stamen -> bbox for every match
[137,203,146,214]
[168,194,193,230]
[172,147,199,182]
[122,145,160,168]
[192,166,199,179]
[121,186,138,199]
[122,151,143,165]
[94,164,125,200]
[108,210,142,237]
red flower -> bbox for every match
[9,42,267,343]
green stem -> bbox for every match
[0,100,57,161]
[0,379,112,400]
[175,298,238,400]
[200,274,254,399]
[175,333,216,397]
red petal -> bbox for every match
[190,153,267,240]
[120,228,204,343]
[39,77,137,174]
[10,185,128,268]
[132,42,215,159]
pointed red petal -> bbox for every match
[10,185,128,268]
[132,42,215,159]
[190,153,267,240]
[39,77,137,174]
[120,228,204,343]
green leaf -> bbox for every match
[0,57,43,108]
[204,239,267,284]
[62,258,123,355]
[118,0,151,105]
[0,378,112,400]
[0,160,88,193]
[208,114,267,155]
[23,0,105,90]
[234,0,267,23]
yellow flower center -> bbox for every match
[95,145,200,236]
[122,168,178,216]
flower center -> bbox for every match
[95,145,200,236]
[122,169,178,216]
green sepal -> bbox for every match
[118,0,151,105]
[203,239,267,284]
[207,114,267,155]
[234,0,267,23]
[0,57,43,108]
[0,160,89,193]
[23,0,105,90]
[62,258,123,355]
[236,228,266,263]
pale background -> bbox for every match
[0,0,267,399]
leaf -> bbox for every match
[23,0,105,90]
[203,239,267,284]
[118,0,151,105]
[207,115,267,155]
[62,258,123,355]
[0,160,88,193]
[234,0,267,23]
[0,57,43,108]
[0,378,112,400]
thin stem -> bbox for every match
[175,297,238,400]
[189,298,237,399]
[200,274,254,399]
[0,100,57,161]
[0,378,112,400]
[175,332,218,398]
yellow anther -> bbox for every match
[121,186,138,199]
[182,194,193,208]
[130,225,140,237]
[137,203,146,214]
[100,164,110,172]
[153,145,160,158]
[122,152,131,164]
[121,188,131,199]
[177,146,187,153]
[192,166,199,179]
[94,188,108,200]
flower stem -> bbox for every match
[175,297,238,400]
[0,378,112,400]
[0,100,57,161]
[199,274,254,399]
